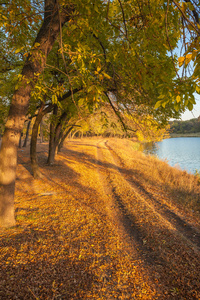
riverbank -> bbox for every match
[0,138,199,299]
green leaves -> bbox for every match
[187,102,193,111]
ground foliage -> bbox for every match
[0,138,199,299]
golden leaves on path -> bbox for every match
[0,138,200,299]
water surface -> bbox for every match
[143,137,200,174]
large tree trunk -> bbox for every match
[0,1,72,228]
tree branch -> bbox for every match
[184,0,199,24]
[104,92,128,132]
[172,0,200,34]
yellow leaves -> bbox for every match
[178,56,185,67]
[33,42,40,48]
[87,86,93,93]
[95,66,111,80]
[1,15,7,20]
[178,54,193,67]
[154,101,162,109]
[52,94,58,104]
[78,98,85,106]
[102,72,111,79]
[97,66,101,73]
[185,53,193,65]
[196,85,200,94]
[178,52,197,67]
[15,47,24,54]
[176,95,181,103]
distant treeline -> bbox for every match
[169,118,200,134]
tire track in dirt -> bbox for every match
[95,140,191,298]
[16,140,200,298]
[96,140,167,268]
[105,140,200,251]
[96,139,200,298]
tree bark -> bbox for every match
[40,120,44,143]
[23,119,31,147]
[18,135,22,148]
[47,110,71,164]
[30,104,45,178]
[47,106,58,165]
[0,1,72,228]
[46,89,82,165]
[58,125,75,152]
[54,111,68,153]
[30,103,53,177]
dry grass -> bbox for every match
[108,138,200,225]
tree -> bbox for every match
[28,0,185,167]
[0,0,190,227]
[0,0,73,227]
[30,102,52,178]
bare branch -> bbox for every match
[172,0,200,34]
[184,0,199,24]
[117,0,128,38]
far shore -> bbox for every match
[170,132,200,138]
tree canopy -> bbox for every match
[0,0,200,227]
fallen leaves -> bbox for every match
[0,139,199,299]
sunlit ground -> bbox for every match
[0,138,199,299]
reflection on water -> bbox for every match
[142,137,200,174]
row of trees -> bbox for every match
[170,117,200,134]
[0,0,199,227]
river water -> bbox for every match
[143,137,200,174]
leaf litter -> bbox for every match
[0,138,200,299]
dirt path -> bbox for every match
[103,140,200,249]
[1,138,200,299]
[94,139,200,298]
[96,139,200,247]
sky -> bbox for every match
[180,94,200,120]
[172,39,200,121]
